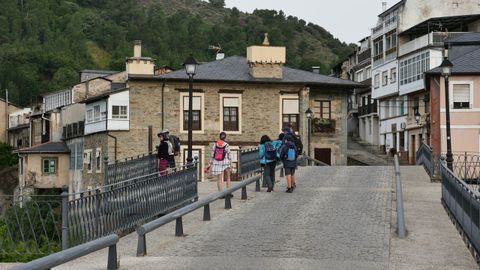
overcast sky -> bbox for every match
[224,0,399,44]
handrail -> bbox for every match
[302,155,329,166]
[394,155,406,239]
[136,173,262,256]
[10,234,119,270]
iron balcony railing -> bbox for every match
[358,102,378,116]
[67,163,198,247]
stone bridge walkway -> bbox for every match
[3,166,477,270]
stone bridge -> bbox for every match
[3,165,477,270]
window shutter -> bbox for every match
[183,96,201,110]
[224,97,238,107]
[283,99,299,114]
[453,84,470,103]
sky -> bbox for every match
[223,0,399,44]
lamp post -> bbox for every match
[414,108,421,124]
[440,46,454,171]
[183,55,198,165]
[305,108,313,158]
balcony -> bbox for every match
[348,103,358,113]
[399,32,466,56]
[358,103,378,117]
[357,49,371,64]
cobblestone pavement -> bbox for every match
[120,166,393,269]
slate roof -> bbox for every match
[427,45,480,75]
[17,142,70,154]
[132,56,362,88]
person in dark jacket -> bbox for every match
[157,132,170,175]
[279,135,298,193]
[259,135,281,192]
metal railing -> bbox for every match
[136,173,262,256]
[441,162,480,259]
[0,194,62,262]
[239,147,260,179]
[105,153,158,185]
[66,163,198,247]
[302,155,329,166]
[394,155,406,239]
[416,143,434,178]
[10,234,119,270]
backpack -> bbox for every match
[285,143,297,161]
[293,135,303,154]
[213,145,227,161]
[169,135,181,155]
[264,142,277,161]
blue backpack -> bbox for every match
[264,142,277,160]
[286,143,296,161]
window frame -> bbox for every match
[450,81,474,110]
[220,93,242,134]
[112,105,128,119]
[313,100,332,120]
[382,71,388,86]
[374,74,380,88]
[279,95,300,133]
[93,105,101,122]
[95,148,102,173]
[179,92,205,134]
[84,149,93,173]
[390,67,397,83]
[42,157,58,175]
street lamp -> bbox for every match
[440,45,454,170]
[305,108,313,158]
[414,108,421,124]
[183,54,198,165]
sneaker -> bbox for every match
[285,188,292,193]
[267,188,272,192]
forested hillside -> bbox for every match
[0,0,355,106]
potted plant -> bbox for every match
[312,118,335,133]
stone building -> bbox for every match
[89,39,360,183]
[0,98,21,143]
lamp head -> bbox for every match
[305,108,313,119]
[183,54,198,77]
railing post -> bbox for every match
[136,233,146,257]
[241,186,247,200]
[394,155,406,239]
[104,156,109,185]
[61,185,69,250]
[107,243,117,270]
[238,147,242,181]
[280,167,284,178]
[225,195,232,209]
[175,217,183,236]
[95,189,101,238]
[203,204,211,221]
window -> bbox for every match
[96,148,102,172]
[223,97,239,131]
[183,96,201,131]
[42,158,57,175]
[86,109,93,123]
[373,37,383,61]
[399,51,430,85]
[355,70,364,82]
[112,105,128,119]
[385,30,397,54]
[382,71,388,86]
[452,84,471,109]
[390,68,397,83]
[366,67,371,79]
[84,150,92,173]
[282,98,299,132]
[93,105,100,121]
[374,74,380,88]
[313,100,331,119]
[413,96,419,115]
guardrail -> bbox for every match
[239,147,260,179]
[441,162,480,260]
[303,155,329,166]
[136,173,262,256]
[10,234,119,270]
[394,154,406,239]
[416,143,434,178]
[65,163,198,248]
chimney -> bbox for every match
[312,66,320,74]
[133,40,142,57]
[382,2,387,11]
[126,40,155,76]
[246,33,286,79]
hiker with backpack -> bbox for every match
[259,135,281,192]
[157,132,171,175]
[279,135,298,193]
[163,129,181,168]
[207,132,232,193]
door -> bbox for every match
[314,148,331,165]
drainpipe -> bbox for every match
[41,113,50,136]
[161,81,165,130]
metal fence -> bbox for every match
[416,143,434,177]
[105,153,158,185]
[67,164,198,247]
[441,162,480,259]
[0,195,62,262]
[239,147,260,179]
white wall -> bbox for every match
[398,49,443,96]
[399,0,480,33]
[107,91,129,131]
[372,60,398,99]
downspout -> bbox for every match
[161,81,166,130]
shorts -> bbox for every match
[284,167,296,176]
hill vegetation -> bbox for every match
[0,0,355,106]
